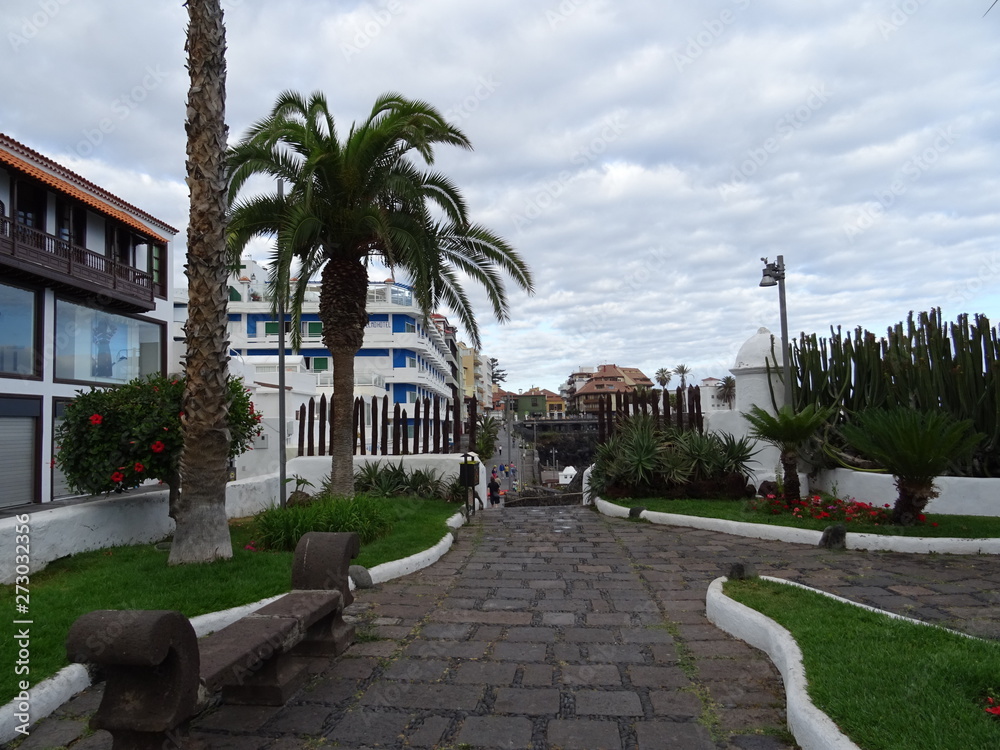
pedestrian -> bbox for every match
[488,476,501,507]
[498,446,502,456]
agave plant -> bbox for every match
[742,404,834,501]
[839,408,982,525]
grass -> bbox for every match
[724,577,1000,750]
[0,496,459,706]
[608,497,1000,538]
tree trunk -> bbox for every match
[781,449,801,501]
[172,0,232,565]
[320,257,369,495]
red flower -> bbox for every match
[986,705,1000,716]
[151,441,165,453]
[134,462,145,473]
[89,414,103,425]
[111,471,125,483]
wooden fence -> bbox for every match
[596,385,703,443]
[296,393,471,457]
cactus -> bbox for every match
[788,308,999,477]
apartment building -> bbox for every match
[0,134,177,505]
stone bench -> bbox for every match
[65,531,360,750]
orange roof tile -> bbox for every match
[0,135,174,243]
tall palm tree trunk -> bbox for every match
[171,0,232,564]
[321,257,369,495]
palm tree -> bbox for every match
[654,367,672,389]
[718,375,736,410]
[742,404,833,501]
[840,408,981,525]
[673,364,691,390]
[228,91,533,495]
[172,0,233,565]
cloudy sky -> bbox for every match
[4,0,999,393]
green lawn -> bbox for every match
[0,496,460,706]
[725,578,1000,750]
[608,497,1000,538]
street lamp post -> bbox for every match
[759,255,793,409]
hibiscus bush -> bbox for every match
[55,374,262,496]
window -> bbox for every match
[263,320,292,336]
[229,287,242,302]
[404,321,416,333]
[367,287,387,304]
[151,244,166,297]
[305,321,323,337]
[0,282,38,377]
[56,199,86,248]
[55,299,163,384]
[312,357,329,372]
[15,182,45,229]
[407,357,417,368]
[391,287,412,306]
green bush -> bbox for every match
[251,494,395,551]
[589,414,758,499]
[55,374,261,496]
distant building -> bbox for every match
[567,363,653,415]
[0,133,178,505]
[512,387,564,420]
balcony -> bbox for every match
[0,216,154,311]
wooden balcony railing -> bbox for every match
[0,216,153,309]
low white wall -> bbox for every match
[0,455,479,584]
[811,468,1000,517]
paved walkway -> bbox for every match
[13,506,1000,750]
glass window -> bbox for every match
[312,357,328,372]
[54,299,162,384]
[404,321,416,333]
[306,321,323,337]
[0,282,38,377]
[391,287,412,306]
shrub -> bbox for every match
[747,493,896,526]
[251,493,395,551]
[55,374,261,496]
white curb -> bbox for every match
[0,510,467,744]
[705,577,861,750]
[594,497,1000,554]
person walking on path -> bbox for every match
[487,475,501,507]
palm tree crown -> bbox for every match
[654,367,672,389]
[673,364,691,390]
[227,91,533,493]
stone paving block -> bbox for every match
[729,734,795,749]
[456,715,534,748]
[361,682,485,711]
[495,587,537,599]
[585,613,632,626]
[573,689,643,716]
[421,622,475,639]
[452,661,519,685]
[627,665,690,688]
[505,626,558,642]
[634,720,716,749]
[193,703,283,731]
[718,706,788,732]
[547,718,623,750]
[542,611,577,626]
[563,627,616,642]
[586,644,648,663]
[483,598,533,611]
[530,579,567,589]
[685,639,755,658]
[384,657,450,681]
[66,732,113,750]
[431,610,533,625]
[494,687,562,714]
[521,663,555,685]
[186,733,270,749]
[13,718,87,749]
[560,663,622,685]
[328,708,412,745]
[650,689,703,717]
[650,644,681,663]
[53,688,102,717]
[301,675,359,704]
[347,640,399,657]
[404,639,487,659]
[705,680,782,708]
[405,714,453,747]
[493,641,548,662]
[471,625,506,641]
[266,703,333,734]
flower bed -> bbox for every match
[747,493,938,528]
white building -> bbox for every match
[200,258,463,453]
[0,133,177,505]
